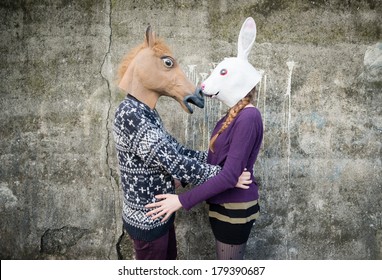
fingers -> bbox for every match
[154,194,169,200]
[145,202,159,209]
[145,194,171,221]
[238,177,252,185]
[237,168,251,189]
[150,210,166,221]
[242,171,251,179]
[147,207,172,222]
[146,206,161,216]
[145,194,170,208]
[236,175,252,189]
[241,178,252,184]
[146,204,166,221]
[236,183,250,189]
[161,212,171,222]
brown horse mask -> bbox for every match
[118,26,204,113]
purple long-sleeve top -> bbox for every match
[179,106,263,210]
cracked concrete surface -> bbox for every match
[99,0,122,260]
[40,226,90,255]
[0,0,121,259]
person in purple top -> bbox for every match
[146,17,264,259]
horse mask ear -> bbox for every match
[146,25,156,48]
[237,17,257,60]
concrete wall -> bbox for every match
[0,0,381,259]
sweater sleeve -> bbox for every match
[178,112,261,210]
[165,133,208,163]
[135,120,220,186]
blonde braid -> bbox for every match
[209,88,256,152]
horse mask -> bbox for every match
[118,26,204,114]
[201,17,262,107]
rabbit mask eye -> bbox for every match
[220,69,228,76]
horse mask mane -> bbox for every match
[117,26,204,114]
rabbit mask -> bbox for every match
[201,17,262,108]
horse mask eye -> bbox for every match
[162,57,174,68]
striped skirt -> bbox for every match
[208,200,259,245]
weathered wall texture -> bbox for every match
[0,0,381,259]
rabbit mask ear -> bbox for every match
[237,17,257,60]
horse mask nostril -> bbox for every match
[183,88,205,114]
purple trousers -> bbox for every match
[132,225,177,260]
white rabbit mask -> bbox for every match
[201,17,261,108]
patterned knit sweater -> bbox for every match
[113,95,221,241]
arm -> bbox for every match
[146,111,262,220]
[136,121,220,186]
[146,170,252,222]
[165,132,208,163]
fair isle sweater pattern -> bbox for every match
[113,95,221,241]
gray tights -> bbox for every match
[215,240,247,260]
